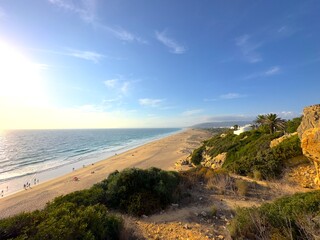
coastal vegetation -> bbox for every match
[0,167,181,239]
[191,114,303,179]
[230,190,320,239]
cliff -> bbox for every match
[297,104,320,185]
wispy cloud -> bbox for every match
[48,0,96,23]
[245,66,281,79]
[207,115,254,122]
[104,79,118,88]
[220,93,246,99]
[204,93,246,102]
[104,26,147,44]
[139,98,165,107]
[182,109,203,116]
[103,78,132,95]
[235,34,262,63]
[278,111,300,119]
[48,0,146,44]
[155,30,186,54]
[264,66,280,76]
[66,49,104,63]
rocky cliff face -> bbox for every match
[297,104,320,185]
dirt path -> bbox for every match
[127,171,314,240]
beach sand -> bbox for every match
[0,128,211,219]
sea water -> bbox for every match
[0,128,181,196]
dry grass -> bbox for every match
[235,179,249,196]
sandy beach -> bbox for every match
[0,128,211,219]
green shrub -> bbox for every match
[105,167,180,215]
[230,190,320,239]
[285,116,302,133]
[0,204,122,240]
[47,185,106,209]
[126,191,161,216]
[0,211,43,239]
[190,146,205,165]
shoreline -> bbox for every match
[0,128,211,219]
[0,128,184,198]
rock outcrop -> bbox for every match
[297,104,320,185]
[270,132,298,148]
[203,152,227,169]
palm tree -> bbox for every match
[255,114,266,126]
[255,113,286,134]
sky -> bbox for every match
[0,0,319,129]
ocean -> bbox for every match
[0,128,181,196]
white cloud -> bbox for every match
[105,26,147,44]
[155,30,186,54]
[207,115,254,122]
[48,0,96,23]
[48,0,146,44]
[220,93,246,99]
[67,49,104,63]
[245,66,281,80]
[182,109,203,116]
[235,34,262,63]
[103,77,135,96]
[104,79,118,88]
[139,98,165,107]
[264,66,280,76]
[278,111,301,119]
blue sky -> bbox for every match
[0,0,319,129]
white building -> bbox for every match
[234,124,252,135]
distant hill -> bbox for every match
[192,121,252,129]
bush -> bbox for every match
[229,190,320,239]
[0,204,122,240]
[105,167,180,216]
[47,185,106,209]
[190,146,205,165]
[285,116,302,133]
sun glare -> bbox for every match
[0,40,49,129]
[0,40,46,105]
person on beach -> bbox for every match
[1,190,3,197]
[23,184,26,190]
